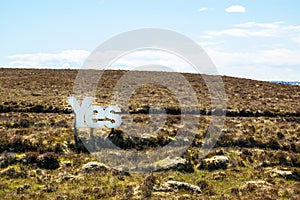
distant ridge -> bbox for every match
[271,81,300,86]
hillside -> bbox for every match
[0,68,299,199]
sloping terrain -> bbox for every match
[0,68,299,199]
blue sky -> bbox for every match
[1,0,299,81]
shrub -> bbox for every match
[274,151,292,166]
[196,179,216,195]
[37,152,59,169]
[24,152,39,164]
[18,118,31,128]
[267,138,281,150]
[0,151,16,168]
[140,174,156,198]
[197,180,209,190]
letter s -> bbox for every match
[104,106,122,128]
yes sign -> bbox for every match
[67,97,122,128]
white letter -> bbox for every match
[67,97,93,128]
[85,105,106,128]
[104,106,122,128]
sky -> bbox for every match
[0,0,299,81]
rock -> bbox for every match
[81,161,110,173]
[157,180,201,194]
[245,180,272,187]
[240,180,272,194]
[180,194,192,198]
[155,157,194,173]
[200,155,229,171]
[57,172,83,182]
[134,157,193,173]
[266,168,299,180]
[81,158,130,175]
[111,166,131,176]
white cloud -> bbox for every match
[5,21,300,81]
[204,47,300,81]
[198,41,221,47]
[8,50,90,68]
[206,28,276,37]
[62,63,71,68]
[225,5,246,13]
[110,47,300,81]
[199,7,208,12]
[111,50,194,73]
[234,21,284,29]
[206,48,300,67]
[201,21,300,38]
[292,35,300,46]
[5,47,300,81]
[6,49,204,73]
[198,21,300,81]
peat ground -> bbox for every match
[0,68,299,199]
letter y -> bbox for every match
[67,97,94,128]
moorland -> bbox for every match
[0,68,299,199]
